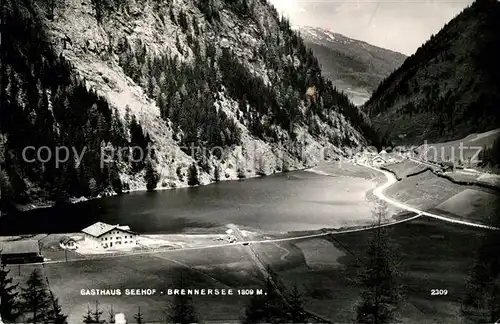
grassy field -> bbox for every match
[382,160,430,180]
[294,238,347,269]
[383,168,499,223]
[384,170,467,210]
[4,217,487,323]
[444,170,500,189]
[312,161,383,181]
[6,245,265,323]
[5,160,491,323]
[253,217,485,323]
[310,161,407,218]
[434,189,498,222]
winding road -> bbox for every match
[30,161,496,267]
[359,162,497,230]
[16,160,497,324]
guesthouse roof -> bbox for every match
[82,222,135,238]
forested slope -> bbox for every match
[0,0,383,211]
[364,0,500,145]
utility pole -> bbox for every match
[375,210,381,324]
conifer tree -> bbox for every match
[355,204,404,324]
[462,182,500,322]
[83,305,94,323]
[169,5,175,23]
[187,163,200,186]
[88,178,98,197]
[286,284,307,323]
[108,305,116,324]
[214,165,221,182]
[91,301,106,324]
[94,0,103,22]
[145,162,159,191]
[0,261,21,322]
[134,306,144,324]
[47,292,68,324]
[243,275,287,324]
[166,274,199,324]
[21,269,51,324]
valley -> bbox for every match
[1,0,499,323]
[2,157,497,323]
[297,26,407,106]
[364,0,500,145]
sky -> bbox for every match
[268,0,473,55]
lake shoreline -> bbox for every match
[9,164,320,214]
[1,161,381,237]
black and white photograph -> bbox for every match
[0,0,499,322]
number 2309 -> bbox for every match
[430,289,448,296]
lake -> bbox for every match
[0,170,376,235]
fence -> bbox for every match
[69,245,178,260]
[434,170,500,193]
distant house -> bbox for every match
[379,149,395,163]
[59,237,79,250]
[81,222,137,249]
[441,161,455,172]
[0,240,43,264]
[370,155,387,166]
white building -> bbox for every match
[60,237,79,250]
[81,222,137,250]
[370,156,387,166]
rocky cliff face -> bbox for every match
[0,0,380,210]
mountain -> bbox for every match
[0,0,382,211]
[297,26,407,106]
[364,0,500,145]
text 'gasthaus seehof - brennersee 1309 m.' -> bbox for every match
[80,287,267,297]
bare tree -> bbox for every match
[108,305,115,324]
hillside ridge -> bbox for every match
[297,26,407,106]
[363,0,500,145]
[0,0,382,211]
